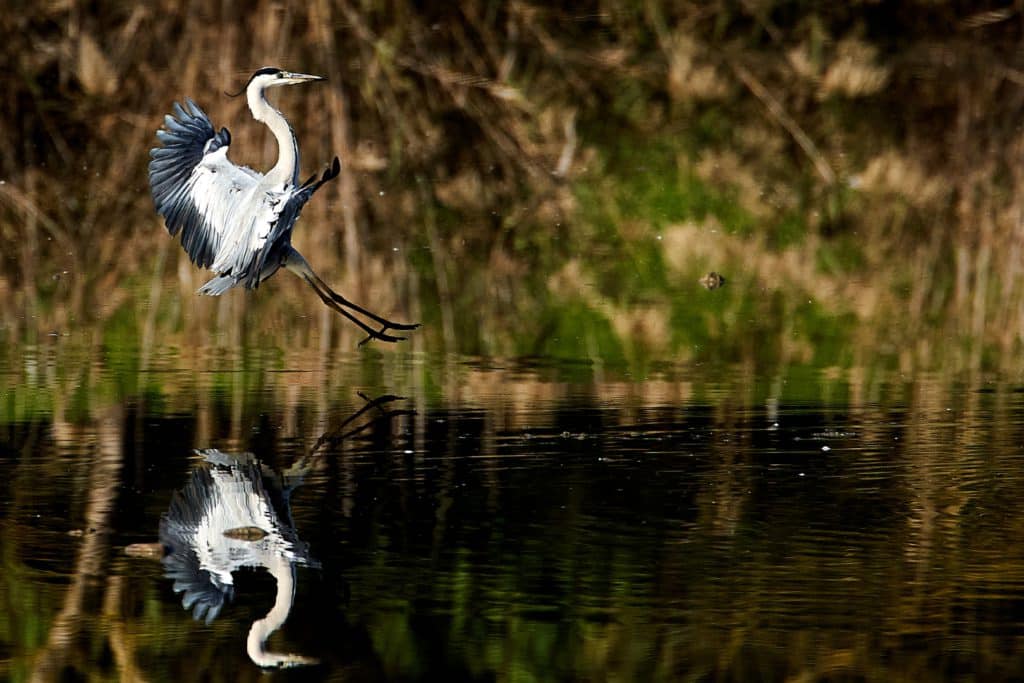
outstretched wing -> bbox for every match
[159,465,235,625]
[149,99,271,273]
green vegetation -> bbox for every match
[4,5,1024,674]
[0,2,1022,371]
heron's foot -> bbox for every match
[358,320,422,346]
[324,156,341,181]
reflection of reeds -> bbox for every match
[9,350,1024,680]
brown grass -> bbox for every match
[2,3,1024,367]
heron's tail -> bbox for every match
[197,274,239,296]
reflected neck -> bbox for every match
[246,558,316,668]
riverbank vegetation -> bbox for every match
[3,2,1024,369]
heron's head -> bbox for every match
[235,67,326,97]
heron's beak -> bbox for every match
[279,71,326,85]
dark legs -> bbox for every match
[283,247,419,345]
[305,273,419,345]
[310,392,414,453]
[287,163,418,345]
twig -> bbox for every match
[729,60,836,185]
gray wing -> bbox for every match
[149,100,279,278]
[150,100,234,268]
[159,466,234,624]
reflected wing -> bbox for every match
[149,99,275,276]
[159,466,235,624]
[161,542,234,624]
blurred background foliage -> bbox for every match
[2,1,1024,368]
[8,4,1024,679]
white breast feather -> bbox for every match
[186,148,290,276]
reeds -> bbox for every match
[1,2,1024,367]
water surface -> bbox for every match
[4,333,1024,682]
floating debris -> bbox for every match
[223,526,269,541]
[125,542,166,560]
[699,272,726,290]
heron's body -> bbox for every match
[149,67,417,343]
[160,449,317,667]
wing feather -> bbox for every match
[159,465,234,624]
[249,185,314,281]
[149,99,281,276]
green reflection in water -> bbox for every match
[3,336,1024,680]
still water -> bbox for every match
[3,332,1024,681]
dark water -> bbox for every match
[4,340,1024,682]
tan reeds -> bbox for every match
[1,3,1024,368]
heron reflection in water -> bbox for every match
[160,449,318,668]
[157,395,411,669]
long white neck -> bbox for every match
[248,87,299,187]
[246,557,317,668]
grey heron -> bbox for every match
[160,449,318,668]
[156,396,409,668]
[149,67,418,344]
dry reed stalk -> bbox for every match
[729,60,835,186]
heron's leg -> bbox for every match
[317,283,420,331]
[311,393,413,454]
[285,247,418,329]
[301,273,407,343]
[283,248,419,344]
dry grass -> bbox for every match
[2,3,1024,367]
